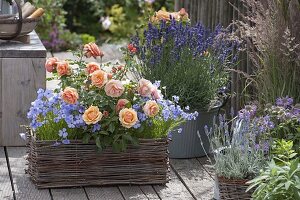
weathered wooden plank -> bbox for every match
[0,59,2,145]
[0,31,46,58]
[118,186,148,200]
[171,159,214,200]
[1,58,46,146]
[0,147,13,200]
[153,169,194,200]
[7,147,51,200]
[85,187,124,200]
[51,188,88,200]
[139,186,160,199]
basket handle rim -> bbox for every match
[0,0,23,40]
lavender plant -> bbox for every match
[131,19,239,110]
[203,114,268,180]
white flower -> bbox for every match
[102,16,111,30]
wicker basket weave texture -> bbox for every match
[27,135,170,188]
[218,177,253,200]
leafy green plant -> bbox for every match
[247,158,300,200]
[30,0,67,41]
[272,139,298,164]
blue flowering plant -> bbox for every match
[238,96,300,154]
[127,12,239,110]
[27,42,198,151]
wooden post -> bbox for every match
[0,31,46,146]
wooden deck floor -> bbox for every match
[0,147,215,200]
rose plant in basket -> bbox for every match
[25,42,197,188]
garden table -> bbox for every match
[0,31,46,146]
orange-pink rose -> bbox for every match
[138,78,154,97]
[119,108,138,128]
[116,99,129,113]
[151,87,162,100]
[61,87,79,104]
[143,100,160,117]
[104,80,124,97]
[82,106,103,125]
[45,57,58,72]
[85,62,100,74]
[83,43,104,58]
[56,61,71,76]
[150,8,189,23]
[91,70,108,88]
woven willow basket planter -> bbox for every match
[26,135,169,189]
[217,177,253,200]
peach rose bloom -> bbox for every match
[56,61,71,76]
[86,62,100,74]
[61,87,79,104]
[83,43,104,58]
[45,57,58,72]
[143,100,160,117]
[104,80,125,98]
[116,99,129,113]
[91,70,108,88]
[150,9,189,23]
[82,106,103,125]
[119,108,138,128]
[151,87,162,100]
[138,78,154,97]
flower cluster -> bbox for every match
[28,43,197,150]
[129,15,239,109]
[235,97,300,153]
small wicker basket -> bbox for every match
[217,176,253,200]
[0,0,39,40]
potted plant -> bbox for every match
[206,97,300,199]
[25,42,198,188]
[128,9,239,158]
[203,105,270,199]
[247,140,300,199]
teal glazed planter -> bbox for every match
[168,105,220,158]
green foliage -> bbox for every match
[247,158,300,200]
[264,104,300,154]
[59,31,95,51]
[30,0,67,40]
[107,4,139,40]
[80,34,96,44]
[63,0,173,42]
[143,49,228,110]
[36,112,84,141]
[272,139,298,164]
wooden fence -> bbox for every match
[174,0,250,113]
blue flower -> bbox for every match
[92,124,101,132]
[133,122,141,129]
[62,139,70,145]
[58,128,68,138]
